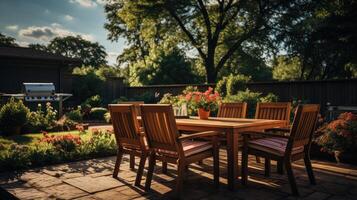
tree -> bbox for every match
[272,56,301,81]
[105,0,304,83]
[28,44,48,52]
[130,45,203,85]
[46,35,107,67]
[275,0,357,80]
[0,33,18,47]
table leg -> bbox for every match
[226,129,238,191]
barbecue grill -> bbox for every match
[1,83,72,117]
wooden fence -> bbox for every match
[125,79,357,109]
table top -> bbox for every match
[138,116,285,129]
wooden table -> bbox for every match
[174,117,286,191]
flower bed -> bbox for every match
[0,128,117,172]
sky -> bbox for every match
[0,0,125,65]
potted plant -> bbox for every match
[315,112,357,164]
[185,87,220,119]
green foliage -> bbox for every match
[104,0,296,82]
[131,45,203,85]
[66,106,83,122]
[0,98,29,135]
[47,35,107,67]
[0,130,117,172]
[275,0,357,80]
[226,74,251,96]
[72,70,105,103]
[83,95,102,108]
[89,107,108,121]
[104,112,111,123]
[215,77,228,97]
[272,56,302,81]
[0,33,18,47]
[25,103,58,133]
[224,89,278,118]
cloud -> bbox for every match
[44,9,50,14]
[64,15,74,21]
[5,25,18,31]
[18,24,95,43]
[69,0,97,8]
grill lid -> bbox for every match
[22,83,55,96]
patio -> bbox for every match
[1,149,356,200]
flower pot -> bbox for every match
[198,108,210,120]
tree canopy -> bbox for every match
[0,33,18,47]
[30,35,108,68]
[104,0,308,83]
[105,0,357,83]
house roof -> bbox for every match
[0,46,81,64]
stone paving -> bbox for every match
[0,149,356,200]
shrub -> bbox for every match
[111,96,129,103]
[226,74,251,96]
[0,130,117,172]
[216,77,228,97]
[66,106,83,122]
[41,132,82,153]
[0,98,30,135]
[83,95,102,108]
[89,107,108,121]
[224,89,278,117]
[315,112,357,155]
[25,103,58,133]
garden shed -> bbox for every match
[0,46,81,94]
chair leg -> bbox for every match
[256,156,261,163]
[130,154,135,169]
[304,152,316,185]
[145,153,156,191]
[264,158,271,177]
[175,160,185,197]
[213,147,220,188]
[113,150,123,178]
[241,148,249,185]
[135,153,147,186]
[285,160,299,196]
[277,160,284,174]
[162,161,168,174]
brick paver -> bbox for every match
[0,149,356,199]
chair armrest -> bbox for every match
[241,131,290,139]
[178,131,221,141]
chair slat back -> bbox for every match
[119,101,144,116]
[255,102,291,125]
[141,104,180,152]
[217,102,247,118]
[287,104,320,150]
[109,104,141,146]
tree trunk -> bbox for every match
[205,56,217,83]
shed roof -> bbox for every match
[0,46,81,64]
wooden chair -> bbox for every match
[241,104,320,196]
[109,104,147,186]
[118,101,144,116]
[255,102,291,125]
[254,102,292,170]
[217,102,247,118]
[140,104,220,196]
